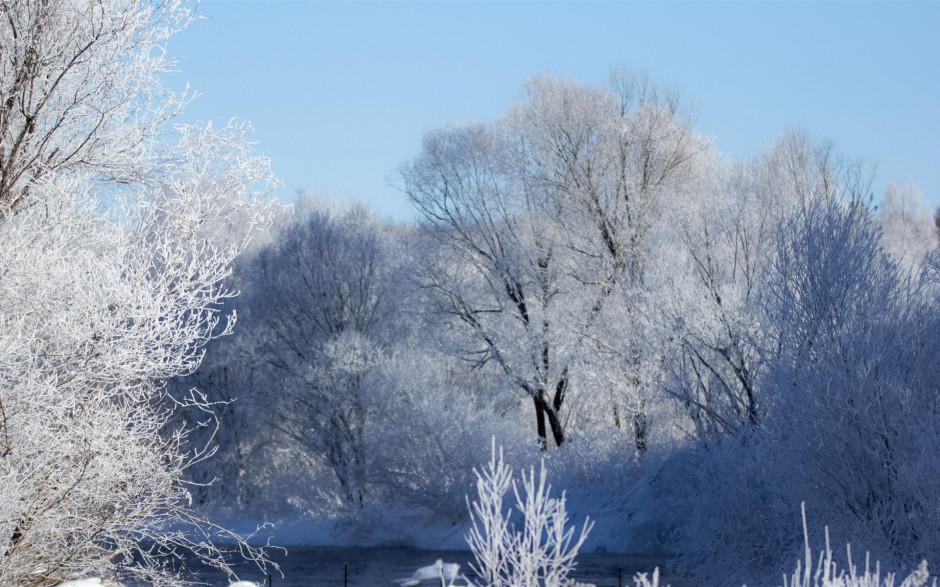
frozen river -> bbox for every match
[185,546,677,587]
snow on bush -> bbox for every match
[782,505,933,587]
[465,441,593,587]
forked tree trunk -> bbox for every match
[533,391,565,451]
[534,395,548,451]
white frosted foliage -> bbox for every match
[0,0,278,584]
[466,441,593,587]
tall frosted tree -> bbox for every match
[659,130,867,443]
[402,72,704,452]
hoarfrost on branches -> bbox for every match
[0,0,279,584]
[466,441,593,587]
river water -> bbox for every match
[187,546,677,587]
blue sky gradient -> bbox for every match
[167,1,940,221]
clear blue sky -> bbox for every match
[166,1,940,222]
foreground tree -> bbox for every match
[0,126,276,586]
[0,1,276,584]
[0,0,188,212]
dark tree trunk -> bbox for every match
[529,380,566,450]
[633,411,649,455]
[545,402,565,447]
[533,391,565,450]
[546,370,568,447]
[5,518,23,558]
[534,395,548,451]
[553,368,568,412]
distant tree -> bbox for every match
[175,196,528,519]
[661,130,873,443]
[878,181,937,274]
[657,154,766,443]
[233,202,396,509]
[509,72,703,453]
[404,119,575,450]
[673,196,940,585]
[364,345,532,521]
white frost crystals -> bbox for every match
[0,0,279,583]
[55,579,124,587]
[782,506,934,587]
[0,128,276,585]
[465,441,593,587]
[0,0,191,210]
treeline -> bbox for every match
[177,73,940,584]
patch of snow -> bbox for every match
[56,579,123,587]
[395,559,462,586]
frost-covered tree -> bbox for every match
[757,197,940,566]
[348,346,532,524]
[660,130,868,443]
[222,202,399,510]
[657,157,765,442]
[0,125,276,586]
[403,119,575,450]
[511,72,703,452]
[174,198,533,524]
[0,1,277,584]
[0,0,188,212]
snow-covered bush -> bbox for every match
[783,505,934,587]
[629,506,937,587]
[465,442,593,587]
[366,349,530,520]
